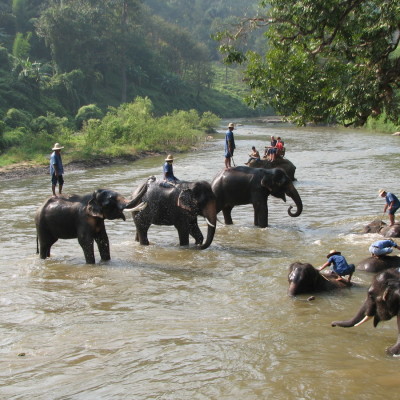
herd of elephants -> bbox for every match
[34,155,400,357]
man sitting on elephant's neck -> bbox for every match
[318,249,355,283]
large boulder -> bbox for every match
[249,157,297,181]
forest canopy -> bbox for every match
[216,0,400,127]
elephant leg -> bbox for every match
[135,231,139,242]
[253,198,268,228]
[39,235,57,259]
[176,224,190,246]
[78,235,96,264]
[189,220,204,245]
[95,230,111,261]
[387,316,400,356]
[222,206,234,225]
[135,223,150,246]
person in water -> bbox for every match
[50,142,64,197]
[318,249,355,283]
[224,122,236,168]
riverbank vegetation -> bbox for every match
[0,0,263,167]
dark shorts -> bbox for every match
[389,206,400,215]
[51,173,64,186]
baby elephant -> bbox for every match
[35,189,145,264]
[288,262,352,296]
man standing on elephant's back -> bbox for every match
[50,143,64,197]
[224,122,236,169]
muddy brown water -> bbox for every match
[1,120,400,399]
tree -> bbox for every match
[217,0,400,127]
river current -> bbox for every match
[1,119,400,399]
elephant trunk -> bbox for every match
[200,199,217,250]
[331,302,369,328]
[124,179,150,210]
[286,184,303,217]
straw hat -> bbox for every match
[378,189,386,197]
[228,122,234,128]
[52,143,64,151]
[327,249,341,258]
[165,154,174,162]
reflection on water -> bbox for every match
[1,121,400,399]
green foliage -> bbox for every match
[75,104,103,129]
[12,32,31,58]
[217,0,400,127]
[83,97,219,155]
[30,112,70,135]
[4,108,32,128]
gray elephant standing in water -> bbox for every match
[211,166,303,228]
[130,177,217,249]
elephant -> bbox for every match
[211,166,303,228]
[248,157,297,181]
[35,188,146,264]
[288,262,352,296]
[363,219,400,237]
[331,268,400,356]
[356,255,400,273]
[131,176,217,249]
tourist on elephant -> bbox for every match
[264,135,277,159]
[224,122,236,168]
[245,146,260,165]
[378,189,400,226]
[318,249,355,283]
[163,154,180,185]
[369,239,400,258]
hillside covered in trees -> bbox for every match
[0,0,269,160]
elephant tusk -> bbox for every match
[124,202,147,212]
[354,315,373,327]
[205,217,215,228]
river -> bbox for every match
[1,119,400,399]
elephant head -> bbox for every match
[261,168,303,218]
[177,181,217,250]
[288,262,349,296]
[331,268,400,356]
[88,188,147,221]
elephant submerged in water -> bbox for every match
[35,189,146,264]
[332,268,400,356]
[363,219,400,237]
[356,255,400,273]
[288,262,352,296]
[130,177,217,249]
[211,166,303,228]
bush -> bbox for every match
[75,104,103,129]
[31,112,70,135]
[3,108,32,128]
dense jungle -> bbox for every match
[0,0,266,166]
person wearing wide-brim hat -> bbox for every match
[224,122,236,169]
[50,143,65,197]
[378,189,400,226]
[318,249,355,283]
[163,154,180,184]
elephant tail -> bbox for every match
[36,236,39,254]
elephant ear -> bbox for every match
[177,188,196,212]
[87,190,104,218]
[261,168,289,190]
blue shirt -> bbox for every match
[328,254,353,275]
[163,161,177,182]
[385,192,400,208]
[371,239,397,249]
[224,129,235,157]
[50,151,64,175]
